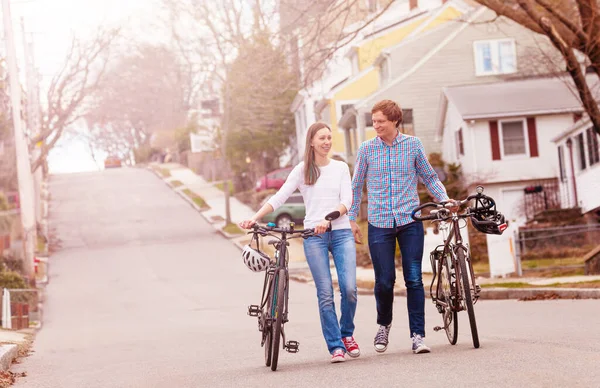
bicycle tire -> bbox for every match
[264,324,272,366]
[457,249,480,348]
[270,268,287,371]
[440,256,458,345]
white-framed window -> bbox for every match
[473,39,517,76]
[366,0,378,12]
[499,119,528,157]
[350,51,359,75]
[379,56,391,86]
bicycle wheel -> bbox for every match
[263,323,272,366]
[457,249,480,348]
[270,268,287,371]
[440,256,458,345]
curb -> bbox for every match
[289,272,600,300]
[0,344,17,371]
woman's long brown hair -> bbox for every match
[303,122,331,186]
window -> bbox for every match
[473,39,517,76]
[455,128,464,156]
[380,57,391,86]
[577,132,587,170]
[366,0,378,12]
[586,127,600,166]
[558,145,566,182]
[500,120,527,156]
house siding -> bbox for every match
[359,7,560,154]
[467,114,573,183]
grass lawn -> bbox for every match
[170,180,183,188]
[182,189,210,209]
[482,280,600,289]
[160,168,171,178]
[223,223,244,235]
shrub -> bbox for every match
[0,271,27,289]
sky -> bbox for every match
[7,0,164,173]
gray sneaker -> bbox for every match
[374,324,391,353]
[412,333,431,354]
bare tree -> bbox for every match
[473,0,600,135]
[85,43,191,161]
[29,27,121,173]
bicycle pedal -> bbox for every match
[475,284,481,293]
[247,305,260,317]
[285,340,300,353]
[433,326,443,332]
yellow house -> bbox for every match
[306,1,469,162]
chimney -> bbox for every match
[409,0,418,10]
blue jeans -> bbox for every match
[368,221,425,337]
[303,228,357,354]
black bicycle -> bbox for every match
[411,186,507,348]
[246,210,340,371]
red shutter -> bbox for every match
[527,117,539,157]
[489,120,501,160]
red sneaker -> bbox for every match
[331,348,346,363]
[342,336,361,358]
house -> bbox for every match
[552,116,600,218]
[337,4,561,162]
[436,75,600,225]
[291,0,467,162]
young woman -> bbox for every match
[239,122,359,363]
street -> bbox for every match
[13,168,600,388]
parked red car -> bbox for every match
[104,156,122,169]
[255,167,293,192]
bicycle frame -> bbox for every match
[433,214,476,312]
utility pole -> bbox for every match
[2,0,37,281]
[221,78,231,225]
[21,18,44,230]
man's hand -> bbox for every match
[446,199,460,213]
[314,219,330,234]
[350,220,363,244]
[239,219,257,229]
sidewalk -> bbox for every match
[148,163,600,300]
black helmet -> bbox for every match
[470,210,508,235]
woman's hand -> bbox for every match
[314,219,330,234]
[239,219,257,229]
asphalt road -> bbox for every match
[13,167,600,387]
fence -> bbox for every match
[517,224,600,264]
[1,288,40,330]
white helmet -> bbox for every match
[242,245,271,272]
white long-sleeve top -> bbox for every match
[267,160,352,230]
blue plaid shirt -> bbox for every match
[348,133,449,228]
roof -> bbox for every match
[443,75,595,120]
[551,116,593,143]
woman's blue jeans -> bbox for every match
[368,221,425,337]
[303,228,357,354]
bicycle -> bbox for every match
[243,210,340,371]
[411,186,507,348]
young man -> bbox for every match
[348,99,453,354]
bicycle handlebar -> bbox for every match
[411,191,496,222]
[249,210,341,239]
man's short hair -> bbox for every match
[371,100,402,128]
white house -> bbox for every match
[435,75,597,225]
[552,116,600,217]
